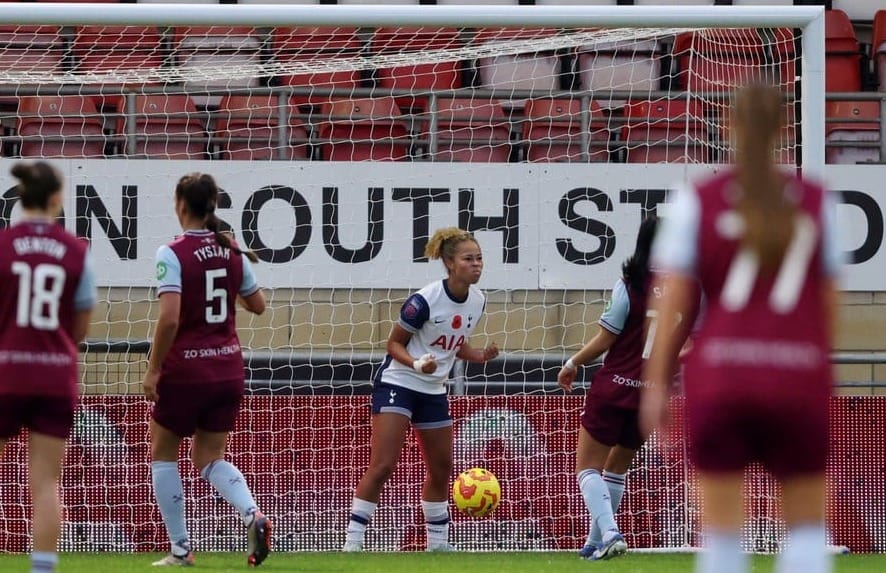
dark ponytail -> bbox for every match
[175,173,258,263]
[622,216,659,292]
[11,161,63,209]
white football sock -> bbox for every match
[697,530,748,573]
[30,551,58,573]
[776,524,832,573]
[577,469,619,538]
[151,461,190,556]
[201,459,259,526]
[346,498,378,545]
[421,500,451,548]
[587,470,626,547]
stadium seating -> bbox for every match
[471,28,563,102]
[872,11,886,91]
[16,96,106,158]
[522,97,609,162]
[672,28,796,96]
[578,38,661,108]
[0,26,65,107]
[825,100,881,165]
[425,97,512,162]
[318,96,410,161]
[173,26,262,106]
[371,27,463,111]
[273,27,364,107]
[215,94,309,161]
[115,94,206,159]
[621,98,708,164]
[824,9,862,92]
[74,26,164,76]
[73,26,165,108]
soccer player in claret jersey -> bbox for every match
[642,84,840,573]
[143,173,271,568]
[344,227,499,552]
[0,161,97,573]
[556,217,659,561]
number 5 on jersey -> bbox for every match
[205,268,228,324]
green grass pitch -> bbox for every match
[0,552,882,572]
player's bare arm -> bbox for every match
[558,327,618,393]
[386,323,437,374]
[456,341,499,363]
[143,292,181,401]
[72,309,94,344]
[239,289,266,315]
[640,273,693,438]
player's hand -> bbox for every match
[142,370,160,402]
[413,353,437,374]
[557,366,576,393]
[482,343,499,361]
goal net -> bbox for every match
[0,3,832,555]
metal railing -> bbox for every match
[3,85,867,163]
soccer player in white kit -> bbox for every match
[344,227,499,552]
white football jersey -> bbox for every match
[375,279,487,395]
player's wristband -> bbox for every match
[564,358,577,372]
[413,353,434,373]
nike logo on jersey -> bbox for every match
[433,318,446,324]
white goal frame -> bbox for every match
[0,2,829,555]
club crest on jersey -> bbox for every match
[452,315,462,329]
[431,334,465,351]
[403,300,420,319]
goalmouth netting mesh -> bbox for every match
[0,3,837,555]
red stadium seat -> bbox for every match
[471,28,562,101]
[216,94,308,160]
[116,94,205,159]
[871,10,886,91]
[173,26,262,106]
[371,27,463,111]
[522,97,609,163]
[273,27,364,107]
[621,99,708,164]
[73,26,164,107]
[825,101,881,165]
[578,37,661,107]
[16,96,106,158]
[74,26,164,75]
[672,28,796,96]
[425,97,511,163]
[0,26,65,107]
[824,9,862,92]
[318,96,409,161]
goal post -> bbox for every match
[0,3,833,555]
